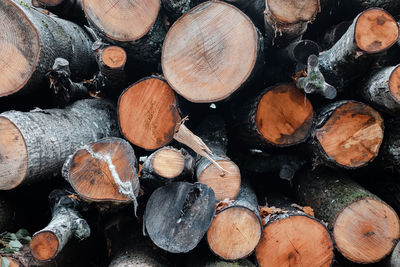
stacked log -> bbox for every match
[1,0,400,266]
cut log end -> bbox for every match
[256,84,313,146]
[198,159,241,201]
[101,46,127,69]
[207,207,262,260]
[256,215,334,267]
[0,117,27,190]
[266,0,319,24]
[0,0,39,97]
[65,138,138,202]
[162,1,258,103]
[355,9,399,53]
[389,65,400,103]
[152,148,185,178]
[30,231,59,261]
[315,101,383,168]
[118,77,180,150]
[83,0,160,42]
[333,197,400,263]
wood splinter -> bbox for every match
[30,190,90,262]
[296,54,337,99]
[118,76,229,175]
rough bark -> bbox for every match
[264,0,320,47]
[359,65,400,115]
[62,138,140,208]
[162,0,199,22]
[144,182,216,253]
[0,0,95,97]
[310,100,384,169]
[389,241,400,267]
[206,182,262,261]
[256,196,334,267]
[31,0,85,24]
[378,118,400,175]
[162,1,264,103]
[30,190,90,262]
[140,146,194,194]
[320,21,352,51]
[345,0,400,16]
[82,0,166,63]
[229,83,314,149]
[318,9,399,92]
[194,115,241,201]
[223,0,265,30]
[295,168,400,264]
[0,98,119,190]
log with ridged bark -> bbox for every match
[255,196,334,267]
[194,115,241,201]
[264,0,320,47]
[389,241,400,267]
[144,182,216,253]
[310,100,384,169]
[295,168,400,264]
[0,99,119,190]
[206,182,262,261]
[62,137,140,206]
[378,118,400,175]
[0,0,95,98]
[319,8,399,92]
[359,65,400,115]
[30,190,90,262]
[31,0,85,24]
[140,146,194,194]
[230,83,314,149]
[82,0,166,63]
[162,1,264,103]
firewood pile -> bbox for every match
[2,0,400,266]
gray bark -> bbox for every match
[162,0,199,22]
[11,0,95,95]
[359,65,400,115]
[32,0,85,24]
[378,118,400,175]
[318,10,396,93]
[31,190,90,261]
[0,98,119,188]
[389,241,400,267]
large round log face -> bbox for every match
[334,197,400,263]
[118,78,181,150]
[82,0,160,42]
[256,84,313,146]
[198,159,241,201]
[355,9,398,53]
[162,1,258,103]
[0,0,39,97]
[0,117,27,190]
[207,207,262,260]
[266,0,319,24]
[256,215,334,267]
[30,231,59,261]
[315,102,383,168]
[66,138,137,202]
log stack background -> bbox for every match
[1,0,400,266]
